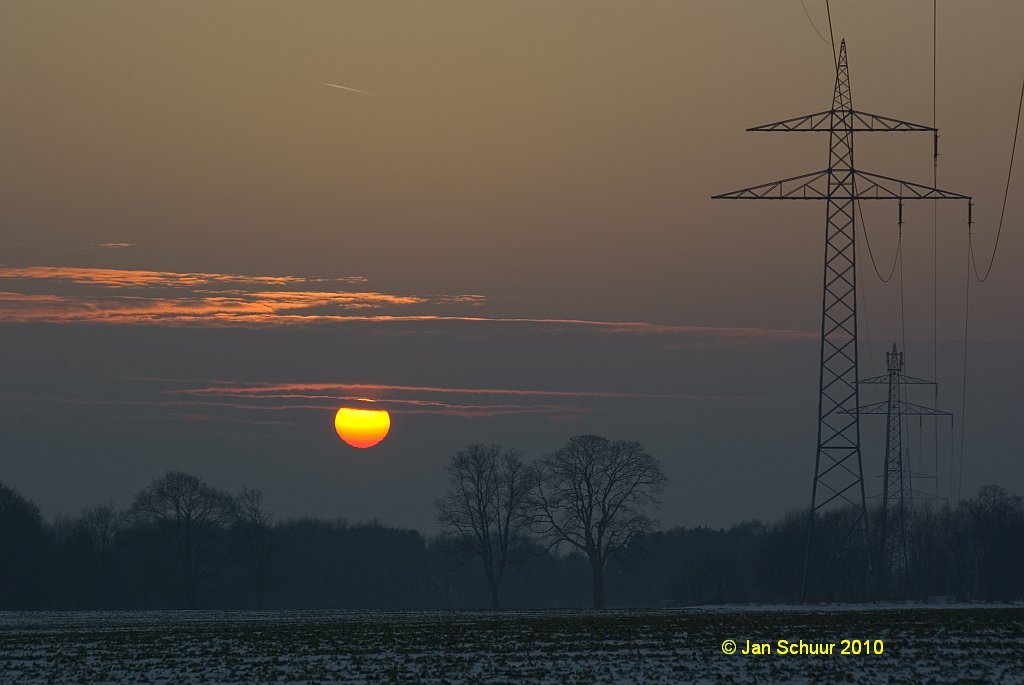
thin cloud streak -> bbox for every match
[0,266,366,288]
[318,81,377,96]
[173,381,785,404]
[23,393,592,422]
[66,243,138,251]
[351,316,817,340]
[2,376,796,430]
[0,291,431,324]
[61,395,590,414]
[4,402,293,428]
[0,291,813,340]
[155,379,794,423]
[178,381,696,401]
[0,265,815,340]
[105,398,592,419]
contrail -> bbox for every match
[318,81,376,96]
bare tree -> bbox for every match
[130,471,235,608]
[435,444,532,609]
[233,487,275,609]
[530,435,667,609]
[77,503,125,607]
[0,482,48,608]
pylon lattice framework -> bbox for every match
[855,344,951,599]
[713,39,970,598]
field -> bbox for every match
[2,607,1023,683]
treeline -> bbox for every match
[1,476,1022,609]
[0,474,592,610]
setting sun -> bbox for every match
[334,407,391,448]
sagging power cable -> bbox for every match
[969,72,1024,283]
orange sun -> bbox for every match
[334,407,391,448]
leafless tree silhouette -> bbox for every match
[530,435,667,609]
[77,503,126,607]
[233,487,275,609]
[436,444,532,609]
[131,471,235,608]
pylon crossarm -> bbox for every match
[860,373,936,385]
[853,170,970,200]
[893,401,952,416]
[849,110,934,132]
[844,400,952,416]
[748,111,832,132]
[749,109,935,132]
[900,374,939,385]
[712,170,829,200]
[714,169,970,201]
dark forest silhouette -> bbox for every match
[1,436,1022,610]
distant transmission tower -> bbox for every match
[713,39,971,599]
[856,344,950,598]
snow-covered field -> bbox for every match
[1,607,1022,683]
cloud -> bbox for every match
[175,381,694,401]
[318,81,376,96]
[99,396,594,419]
[95,243,135,249]
[0,266,365,288]
[3,371,795,432]
[334,316,815,340]
[0,266,469,325]
[67,242,138,251]
[161,380,783,422]
[10,383,596,425]
[0,290,430,324]
[0,265,815,343]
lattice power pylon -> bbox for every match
[713,39,970,599]
[856,344,950,599]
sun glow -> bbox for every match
[334,407,391,448]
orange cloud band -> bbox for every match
[0,265,366,288]
[0,265,814,341]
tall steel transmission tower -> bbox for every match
[857,344,950,598]
[713,39,970,598]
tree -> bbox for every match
[77,503,125,608]
[435,444,532,609]
[962,485,1024,600]
[232,488,275,609]
[530,435,667,608]
[0,482,49,608]
[130,471,235,608]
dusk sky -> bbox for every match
[2,0,1022,532]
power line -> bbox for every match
[970,72,1024,282]
[799,0,832,45]
[856,250,875,378]
[826,0,836,69]
[957,230,971,503]
[953,49,1024,507]
[857,192,901,283]
[898,227,907,358]
[854,187,899,383]
[932,0,940,504]
[855,200,876,377]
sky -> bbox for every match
[1,0,1022,532]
